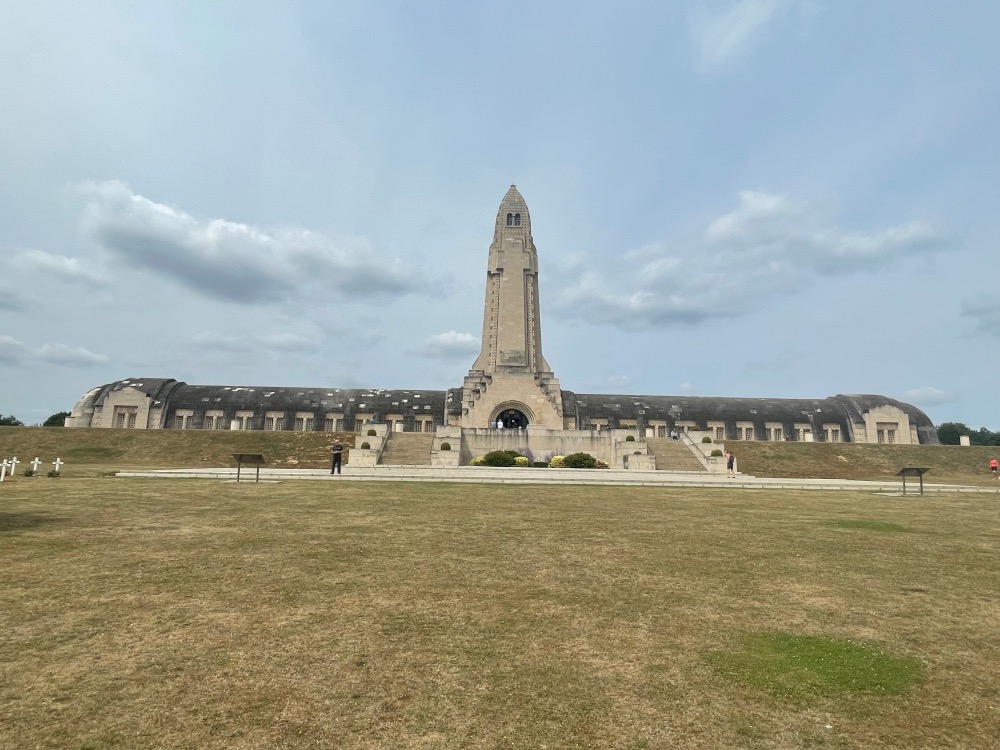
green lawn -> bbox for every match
[2,477,998,748]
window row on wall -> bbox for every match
[580,419,848,442]
[168,410,437,432]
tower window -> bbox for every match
[514,213,521,226]
[506,213,513,226]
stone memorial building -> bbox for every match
[67,186,939,464]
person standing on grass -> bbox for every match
[990,457,998,480]
[725,449,736,478]
[330,439,344,475]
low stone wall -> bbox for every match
[349,427,388,467]
[459,427,651,469]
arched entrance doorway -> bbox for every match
[494,407,529,430]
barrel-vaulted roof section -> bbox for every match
[159,383,450,422]
[562,391,939,443]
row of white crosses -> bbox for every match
[0,456,64,482]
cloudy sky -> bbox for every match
[1,1,998,428]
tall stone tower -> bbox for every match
[460,185,564,429]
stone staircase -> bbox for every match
[645,437,707,472]
[378,432,435,466]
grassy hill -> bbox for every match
[1,427,998,483]
[0,427,354,473]
[734,440,998,484]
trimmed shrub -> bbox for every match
[482,450,521,467]
[710,449,723,457]
[47,470,60,478]
[470,455,486,466]
[702,436,713,443]
[440,442,451,451]
[24,469,35,477]
[562,452,597,469]
[549,455,566,468]
[625,435,635,442]
[514,455,529,466]
[367,429,377,436]
[634,451,642,455]
[531,461,548,468]
[360,442,371,449]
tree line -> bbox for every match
[936,422,1000,446]
[0,412,70,427]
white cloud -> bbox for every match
[552,270,736,329]
[961,297,1000,336]
[75,180,422,306]
[11,249,107,285]
[35,343,109,366]
[419,330,480,359]
[690,0,795,69]
[0,336,107,366]
[901,387,954,406]
[551,189,949,331]
[706,191,945,272]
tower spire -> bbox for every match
[461,186,563,429]
[471,184,549,374]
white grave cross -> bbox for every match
[0,459,9,482]
[8,457,19,476]
[30,457,42,474]
[52,457,64,474]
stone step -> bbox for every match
[117,465,989,494]
[645,437,707,472]
[379,432,435,466]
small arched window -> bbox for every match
[506,213,513,226]
[514,213,521,226]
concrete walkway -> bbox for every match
[114,465,999,494]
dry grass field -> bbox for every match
[2,468,999,749]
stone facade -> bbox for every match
[461,185,563,429]
[66,186,939,448]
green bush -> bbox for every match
[562,452,597,469]
[470,455,486,466]
[47,470,60,478]
[367,429,377,436]
[711,449,723,457]
[625,435,635,442]
[634,451,642,455]
[24,469,35,477]
[549,455,565,468]
[440,442,451,451]
[702,436,713,443]
[482,450,521,467]
[360,442,371,449]
[514,455,529,466]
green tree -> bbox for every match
[936,422,969,445]
[43,411,71,427]
[973,427,1000,446]
[936,422,1000,446]
[0,414,24,426]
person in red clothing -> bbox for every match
[990,457,998,480]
